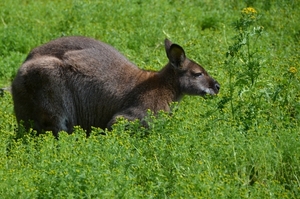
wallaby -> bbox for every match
[12,36,220,137]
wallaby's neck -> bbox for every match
[156,64,183,102]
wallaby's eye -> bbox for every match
[192,72,203,77]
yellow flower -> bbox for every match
[289,67,297,74]
[242,7,257,15]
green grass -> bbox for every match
[0,0,300,198]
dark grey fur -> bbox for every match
[12,36,220,136]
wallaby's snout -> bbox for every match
[214,81,220,94]
[206,76,220,95]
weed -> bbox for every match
[0,0,299,198]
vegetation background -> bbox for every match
[0,0,299,198]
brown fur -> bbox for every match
[12,36,220,136]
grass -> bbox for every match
[0,0,300,198]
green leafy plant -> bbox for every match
[0,0,299,198]
[222,7,266,132]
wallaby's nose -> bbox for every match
[215,82,220,93]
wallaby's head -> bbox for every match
[165,39,220,96]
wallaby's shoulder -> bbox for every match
[25,36,112,61]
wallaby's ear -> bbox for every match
[164,39,173,51]
[165,39,186,68]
